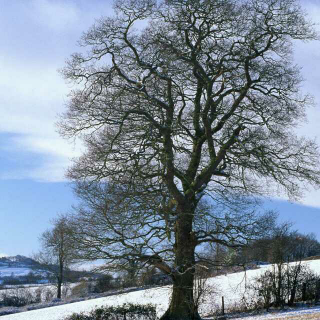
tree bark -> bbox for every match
[160,206,201,320]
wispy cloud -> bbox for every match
[0,0,111,182]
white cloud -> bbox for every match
[14,136,81,159]
[25,160,70,183]
[0,155,68,182]
[0,57,77,181]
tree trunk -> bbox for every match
[57,278,62,299]
[57,260,64,299]
[161,273,201,320]
[160,206,201,320]
[289,288,296,306]
[289,273,299,306]
[275,264,283,307]
[302,282,307,301]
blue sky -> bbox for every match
[0,180,76,256]
[1,0,320,257]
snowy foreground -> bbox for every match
[1,260,320,320]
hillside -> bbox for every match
[1,259,320,320]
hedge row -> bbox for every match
[65,303,157,320]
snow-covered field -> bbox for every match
[0,267,36,278]
[0,267,48,279]
[1,260,320,320]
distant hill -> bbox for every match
[0,255,99,285]
[0,255,47,280]
[0,255,41,268]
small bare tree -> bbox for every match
[37,216,75,299]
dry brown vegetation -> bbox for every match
[278,313,320,320]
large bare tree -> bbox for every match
[59,0,320,318]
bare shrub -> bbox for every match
[93,274,114,293]
[250,263,320,309]
[193,266,218,317]
[34,287,44,303]
[62,283,72,299]
[71,281,91,298]
[43,287,55,302]
[0,287,41,307]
